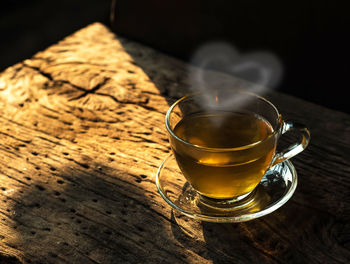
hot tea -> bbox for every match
[173,111,276,199]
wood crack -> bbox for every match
[0,170,30,186]
[0,131,32,144]
[95,92,162,113]
[21,63,163,113]
[68,77,110,101]
[22,63,88,92]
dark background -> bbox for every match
[1,0,348,113]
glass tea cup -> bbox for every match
[165,89,310,208]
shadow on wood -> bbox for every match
[6,160,189,263]
[170,196,349,263]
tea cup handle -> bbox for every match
[271,121,310,166]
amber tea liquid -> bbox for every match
[173,112,276,199]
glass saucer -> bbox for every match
[156,154,297,223]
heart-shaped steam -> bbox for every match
[188,41,283,112]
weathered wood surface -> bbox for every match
[0,22,349,264]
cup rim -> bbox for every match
[165,90,282,151]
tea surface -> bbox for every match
[174,112,273,148]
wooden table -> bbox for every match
[0,23,349,264]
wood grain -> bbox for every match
[0,22,349,264]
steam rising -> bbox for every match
[188,41,283,112]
